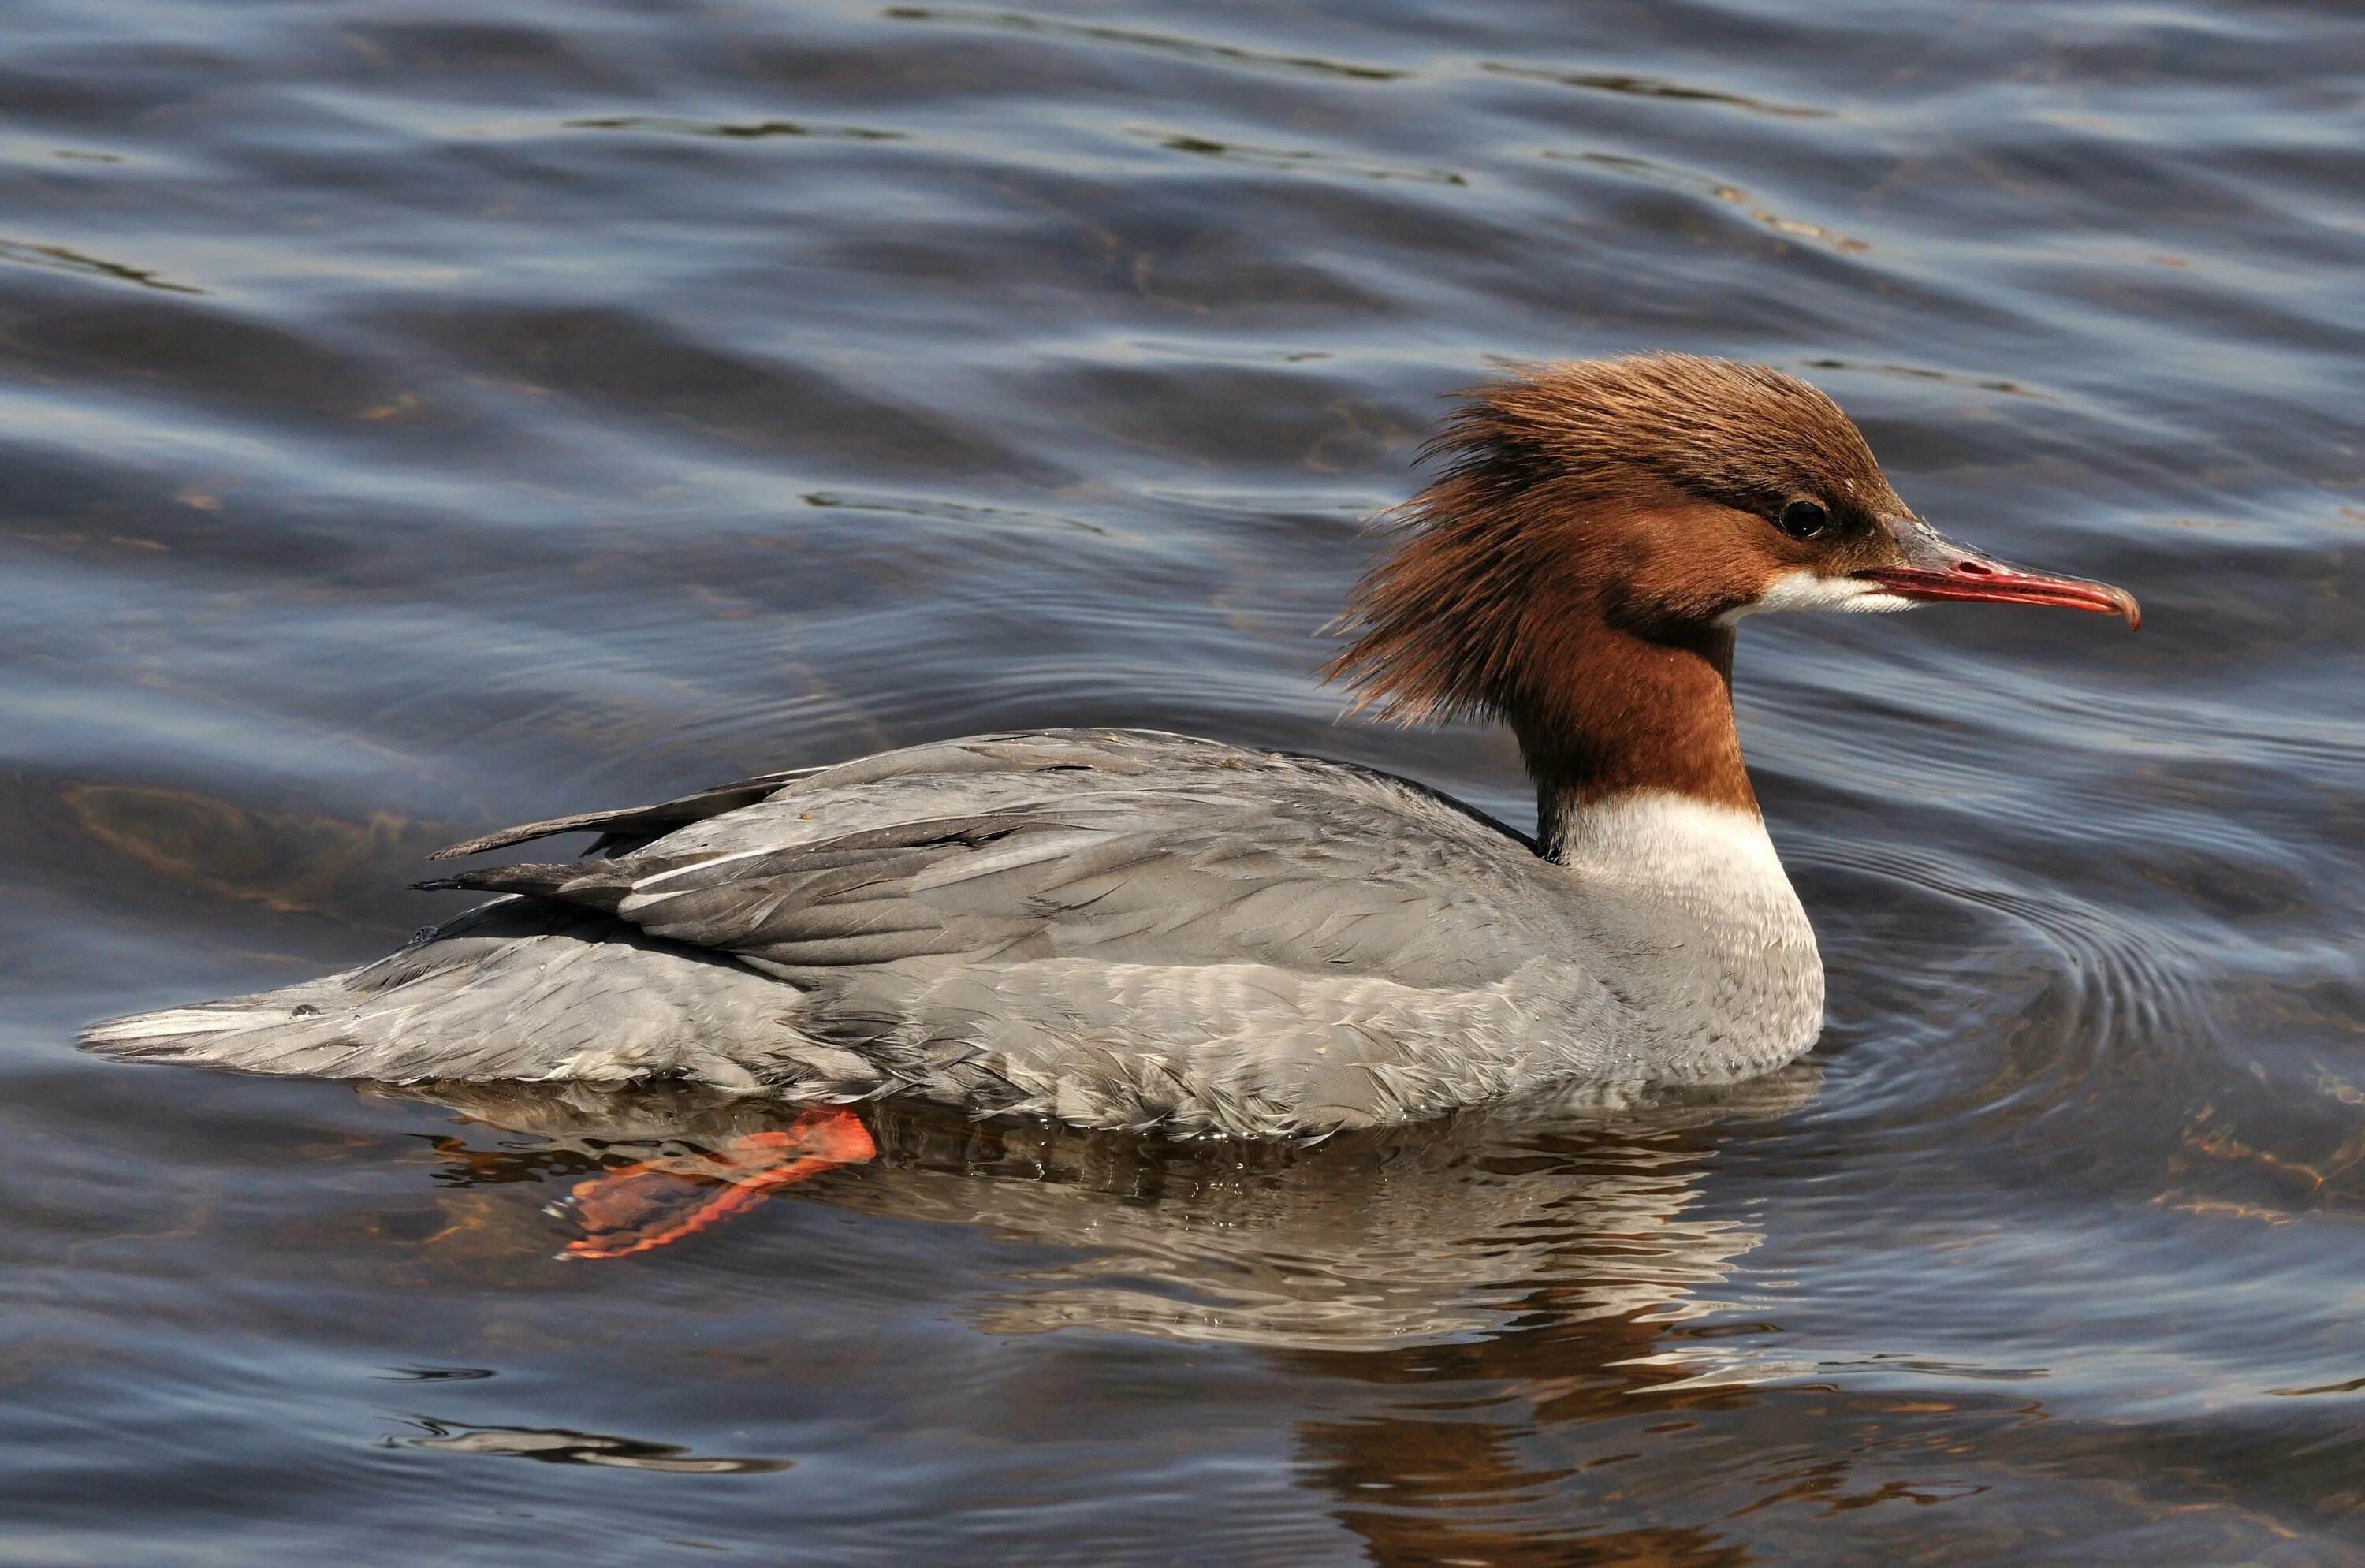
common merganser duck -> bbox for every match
[85,356,2136,1143]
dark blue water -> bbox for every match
[6,0,2363,1560]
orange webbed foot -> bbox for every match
[555,1106,877,1261]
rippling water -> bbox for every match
[6,0,2363,1560]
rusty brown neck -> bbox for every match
[1510,622,1758,862]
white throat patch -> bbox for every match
[1719,569,1918,625]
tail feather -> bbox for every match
[78,900,828,1090]
[84,1005,297,1045]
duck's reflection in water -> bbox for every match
[388,1069,1812,1351]
[385,1070,1816,1562]
[400,1417,791,1474]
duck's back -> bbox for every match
[87,731,1633,1136]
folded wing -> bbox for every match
[425,732,1564,991]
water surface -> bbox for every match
[5,0,2364,1561]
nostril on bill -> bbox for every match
[1953,559,1996,575]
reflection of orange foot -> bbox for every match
[556,1106,877,1261]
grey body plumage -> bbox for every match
[82,729,1825,1137]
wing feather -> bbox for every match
[428,767,823,860]
[426,751,1567,993]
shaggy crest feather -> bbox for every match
[1323,354,1905,725]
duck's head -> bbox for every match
[1326,354,2136,728]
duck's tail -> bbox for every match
[81,975,379,1071]
[79,899,799,1089]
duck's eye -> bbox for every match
[1776,500,1830,540]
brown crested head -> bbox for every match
[1324,354,2136,730]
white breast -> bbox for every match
[1555,792,1827,1082]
